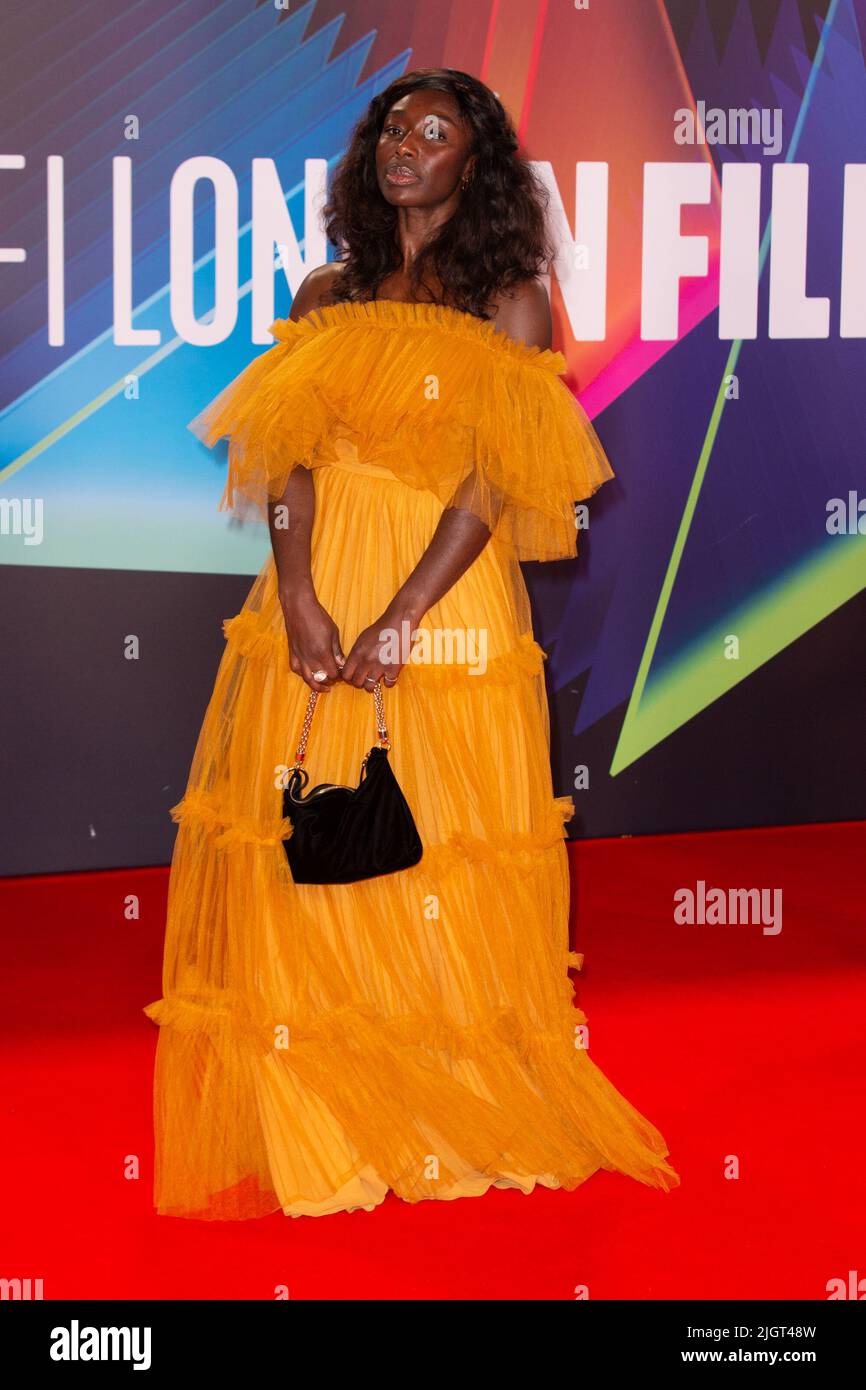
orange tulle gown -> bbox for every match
[143,299,680,1219]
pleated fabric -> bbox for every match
[187,298,615,564]
[143,302,679,1219]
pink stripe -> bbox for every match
[479,0,501,84]
[517,0,549,146]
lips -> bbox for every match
[385,163,420,185]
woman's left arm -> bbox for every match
[339,281,551,689]
[338,506,492,688]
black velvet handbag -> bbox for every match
[281,679,423,885]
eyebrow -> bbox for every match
[384,109,460,125]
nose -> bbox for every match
[395,133,419,159]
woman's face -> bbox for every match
[375,88,475,208]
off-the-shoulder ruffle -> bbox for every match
[268,298,569,373]
[187,298,615,563]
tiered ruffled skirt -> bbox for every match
[143,443,679,1218]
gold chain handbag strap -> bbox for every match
[290,680,391,770]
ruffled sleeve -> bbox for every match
[439,339,615,562]
[186,315,322,525]
[187,301,615,563]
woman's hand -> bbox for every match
[340,603,421,691]
[280,583,345,692]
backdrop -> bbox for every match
[2,0,865,875]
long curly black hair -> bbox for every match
[321,68,553,320]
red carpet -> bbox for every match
[1,820,863,1300]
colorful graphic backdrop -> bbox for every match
[2,0,865,873]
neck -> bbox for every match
[395,196,460,272]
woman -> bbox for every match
[144,69,680,1219]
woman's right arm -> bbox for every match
[269,265,345,692]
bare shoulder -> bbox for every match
[487,278,552,351]
[289,263,346,322]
